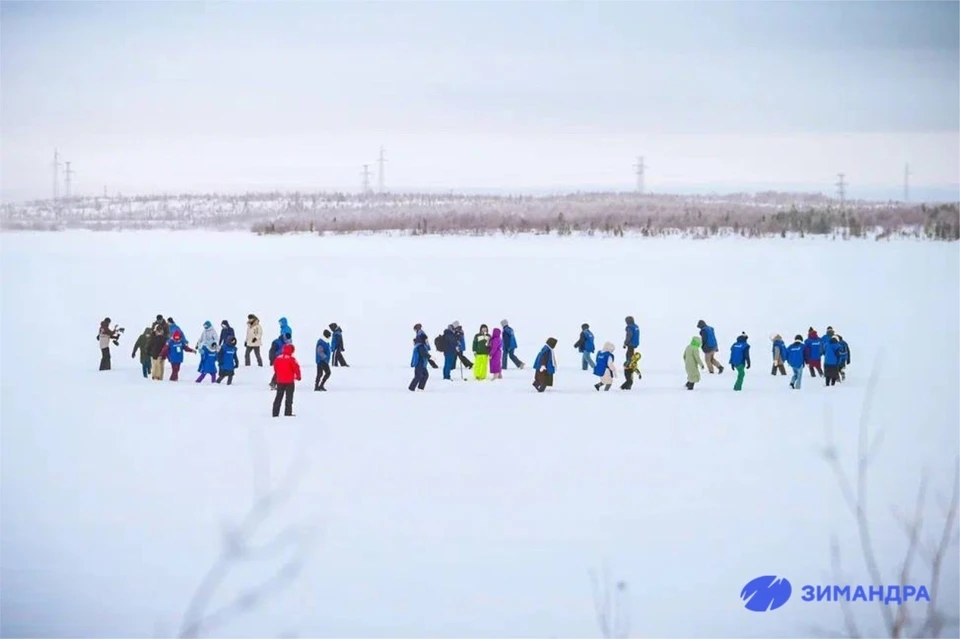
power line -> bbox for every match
[377,145,387,193]
[904,163,911,202]
[52,149,62,201]
[64,161,75,199]
[633,156,646,194]
[360,164,372,194]
[835,172,846,208]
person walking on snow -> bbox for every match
[279,317,293,340]
[532,338,558,393]
[575,323,596,370]
[729,332,751,391]
[593,342,617,391]
[415,324,438,370]
[216,337,239,385]
[198,321,218,351]
[451,321,473,370]
[621,352,642,390]
[489,328,504,380]
[683,336,705,390]
[770,334,788,376]
[167,318,188,345]
[836,334,850,381]
[272,344,301,417]
[786,335,806,389]
[472,324,492,380]
[148,326,167,380]
[696,320,724,373]
[219,320,235,347]
[159,330,195,381]
[245,314,263,367]
[823,334,843,387]
[196,342,219,383]
[131,327,153,378]
[440,324,459,380]
[804,328,824,378]
[500,320,525,369]
[152,315,169,338]
[98,317,120,370]
[269,333,292,390]
[409,332,432,391]
[624,316,640,362]
[314,330,332,391]
[330,323,348,367]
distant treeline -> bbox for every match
[2,191,958,240]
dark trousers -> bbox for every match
[140,359,150,377]
[196,372,215,383]
[170,362,181,381]
[503,350,523,369]
[333,349,348,367]
[443,352,456,379]
[272,383,295,416]
[456,352,473,368]
[771,363,787,375]
[825,364,840,386]
[621,369,637,390]
[216,370,235,385]
[99,347,111,371]
[245,346,263,366]
[808,360,823,377]
[315,362,331,389]
[409,365,428,391]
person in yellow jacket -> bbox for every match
[683,335,706,390]
[620,351,641,390]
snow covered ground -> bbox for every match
[1,231,958,638]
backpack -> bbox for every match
[434,335,444,352]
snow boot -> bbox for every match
[594,383,602,391]
[685,382,694,390]
[718,365,724,374]
[604,384,612,391]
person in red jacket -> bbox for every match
[272,343,301,417]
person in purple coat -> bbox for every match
[489,328,504,380]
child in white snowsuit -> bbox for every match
[593,342,617,391]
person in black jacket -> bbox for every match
[330,323,348,367]
[441,324,459,380]
[147,326,167,380]
[451,321,473,370]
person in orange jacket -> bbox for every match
[272,343,301,417]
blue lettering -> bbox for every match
[868,586,884,601]
[915,586,931,602]
[801,585,815,602]
[816,585,832,602]
[883,586,903,605]
[833,586,851,601]
[852,586,868,602]
[903,585,916,600]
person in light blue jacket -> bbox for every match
[279,317,292,339]
[500,320,525,369]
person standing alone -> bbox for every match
[245,314,263,367]
[696,320,723,374]
[272,344,301,417]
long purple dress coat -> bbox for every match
[489,328,504,375]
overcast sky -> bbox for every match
[1,1,958,201]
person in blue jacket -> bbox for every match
[329,323,348,367]
[451,321,472,370]
[532,337,558,393]
[409,332,432,391]
[836,334,850,381]
[279,317,292,339]
[823,334,843,387]
[804,328,824,378]
[575,323,596,370]
[440,324,459,380]
[216,336,240,385]
[196,343,218,383]
[696,319,723,374]
[269,332,292,389]
[624,316,640,362]
[500,320,525,369]
[729,332,751,391]
[159,329,195,381]
[315,330,332,391]
[770,334,788,376]
[785,335,806,390]
[167,317,188,346]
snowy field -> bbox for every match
[1,231,958,638]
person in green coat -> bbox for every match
[131,326,153,378]
[472,324,491,380]
[683,335,705,390]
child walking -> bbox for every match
[196,343,218,383]
[683,336,705,390]
[729,332,751,391]
[216,337,240,385]
[593,342,617,391]
[620,352,642,390]
[409,332,432,391]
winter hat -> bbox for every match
[772,334,782,341]
[221,320,229,327]
[794,334,803,342]
[329,323,338,330]
[602,341,615,352]
[156,314,164,322]
[173,331,182,340]
[167,317,175,324]
[452,321,461,329]
[414,323,422,331]
[737,332,748,342]
[691,335,702,347]
[546,337,558,349]
[500,319,508,327]
[280,317,288,324]
[204,321,212,329]
[696,319,706,329]
[282,343,295,355]
[625,316,635,324]
[581,323,590,330]
[104,317,111,324]
[323,329,331,338]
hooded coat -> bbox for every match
[489,328,504,375]
[273,343,301,384]
[771,335,787,365]
[198,322,219,350]
[534,338,558,388]
[279,317,293,339]
[132,328,153,364]
[594,342,617,384]
[246,316,263,347]
[219,321,236,346]
[683,336,705,383]
[198,344,219,374]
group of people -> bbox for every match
[681,321,852,391]
[100,312,854,416]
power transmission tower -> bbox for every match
[64,161,75,199]
[835,173,846,208]
[633,156,646,193]
[361,164,372,194]
[52,148,62,201]
[903,163,911,202]
[377,145,387,193]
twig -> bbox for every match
[829,535,861,639]
[890,473,927,638]
[917,459,960,639]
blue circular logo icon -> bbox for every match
[741,575,792,612]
